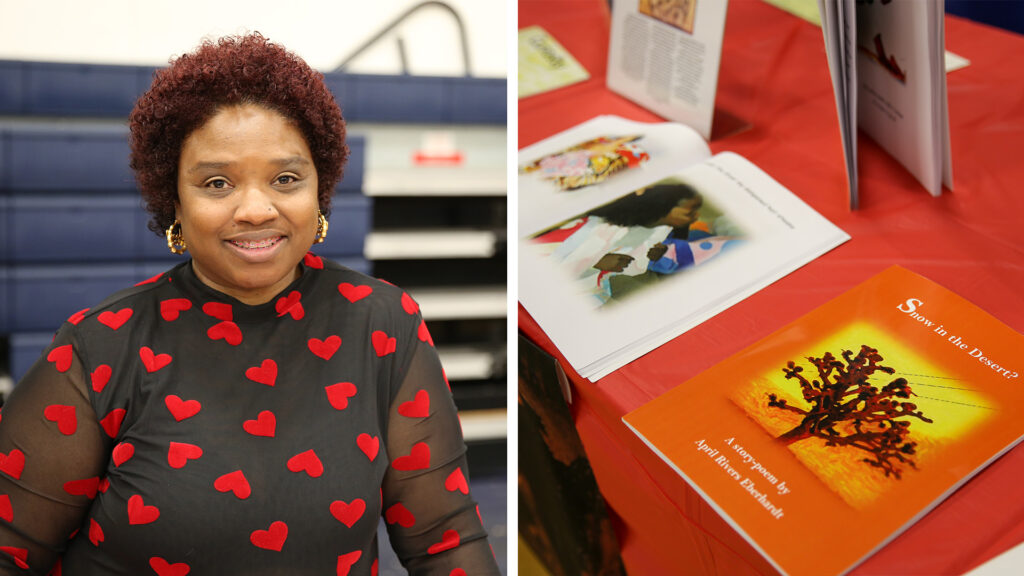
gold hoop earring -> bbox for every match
[166,219,187,254]
[314,210,328,244]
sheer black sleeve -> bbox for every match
[380,315,500,575]
[0,328,109,575]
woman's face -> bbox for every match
[176,104,319,305]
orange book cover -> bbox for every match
[623,266,1024,576]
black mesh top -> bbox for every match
[0,253,499,575]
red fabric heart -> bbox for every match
[127,494,160,525]
[160,298,192,322]
[400,292,419,315]
[336,550,362,576]
[356,434,379,461]
[398,389,430,418]
[97,308,133,330]
[202,302,233,322]
[384,503,415,528]
[275,291,304,320]
[243,410,276,437]
[0,449,25,480]
[100,408,126,438]
[0,495,11,522]
[418,320,434,346]
[304,252,324,269]
[207,321,243,346]
[444,468,469,494]
[44,404,77,435]
[168,442,203,469]
[135,272,164,286]
[0,546,27,569]
[88,518,104,546]
[287,449,324,478]
[90,364,112,393]
[214,470,252,500]
[165,395,201,421]
[98,477,110,494]
[250,521,288,551]
[63,476,100,499]
[149,557,191,576]
[371,331,397,357]
[308,336,342,360]
[325,382,358,410]
[372,558,378,576]
[427,529,460,555]
[112,442,134,467]
[47,344,73,373]
[450,569,468,576]
[139,347,172,373]
[245,359,278,386]
[338,283,372,303]
[330,499,366,528]
[67,308,90,325]
[391,442,430,471]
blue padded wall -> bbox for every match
[7,195,143,262]
[27,62,148,117]
[6,125,135,192]
[0,62,24,115]
[10,332,56,383]
[6,264,141,333]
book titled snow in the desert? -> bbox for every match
[623,266,1024,576]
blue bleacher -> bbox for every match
[0,59,506,382]
[0,61,506,123]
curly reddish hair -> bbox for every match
[129,33,348,234]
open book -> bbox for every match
[624,266,1024,575]
[518,115,849,380]
[819,0,953,208]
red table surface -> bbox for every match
[518,1,1024,574]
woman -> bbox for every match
[0,34,499,575]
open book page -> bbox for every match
[624,266,1024,576]
[855,0,945,196]
[818,0,859,208]
[519,144,849,380]
[518,116,711,235]
[605,0,728,140]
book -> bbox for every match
[518,115,849,380]
[518,334,626,576]
[518,25,591,99]
[818,0,953,208]
[606,0,728,140]
[623,266,1024,576]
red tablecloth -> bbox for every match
[518,1,1024,574]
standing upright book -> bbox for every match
[818,0,953,208]
[624,266,1024,576]
[606,0,728,140]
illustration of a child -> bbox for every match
[531,182,705,306]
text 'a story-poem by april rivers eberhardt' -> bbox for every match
[695,437,788,519]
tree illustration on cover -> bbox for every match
[765,345,933,479]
